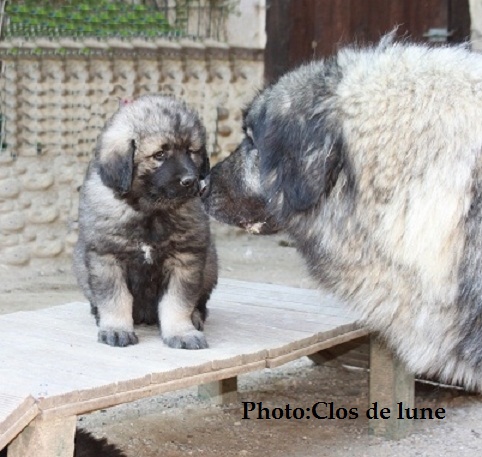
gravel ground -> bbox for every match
[1,222,482,456]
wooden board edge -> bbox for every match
[266,329,369,369]
[0,402,39,451]
[37,360,267,420]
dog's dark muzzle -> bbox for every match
[201,169,281,235]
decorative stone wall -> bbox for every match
[0,38,264,267]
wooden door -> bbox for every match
[265,0,471,82]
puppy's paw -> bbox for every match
[98,329,139,347]
[163,330,208,350]
[191,309,205,331]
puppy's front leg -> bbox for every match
[88,253,138,347]
[160,259,208,350]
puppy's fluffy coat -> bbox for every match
[74,95,217,349]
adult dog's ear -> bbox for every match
[97,138,136,195]
[259,114,344,215]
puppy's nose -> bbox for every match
[180,176,196,187]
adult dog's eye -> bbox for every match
[188,148,200,155]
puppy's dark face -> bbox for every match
[202,135,280,235]
[132,132,207,202]
[96,95,210,207]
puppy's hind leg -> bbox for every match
[87,253,138,347]
[160,257,208,350]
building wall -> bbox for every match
[0,39,263,268]
[471,0,482,51]
[226,0,266,48]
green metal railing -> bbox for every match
[1,1,237,41]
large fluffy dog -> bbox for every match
[203,38,482,390]
[74,94,217,349]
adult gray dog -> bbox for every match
[203,37,482,390]
[74,94,217,350]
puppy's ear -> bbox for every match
[97,139,136,195]
[259,114,344,214]
[200,148,210,179]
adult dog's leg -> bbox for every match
[87,252,138,347]
[159,254,208,349]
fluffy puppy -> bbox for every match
[74,94,217,349]
[203,37,482,390]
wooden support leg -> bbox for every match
[198,377,238,405]
[369,335,415,440]
[308,336,369,369]
[8,416,76,457]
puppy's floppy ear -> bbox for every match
[258,113,344,214]
[97,139,136,195]
[199,148,210,179]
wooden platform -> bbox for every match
[0,278,411,455]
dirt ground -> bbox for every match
[2,221,482,456]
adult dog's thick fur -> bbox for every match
[74,94,217,350]
[203,38,482,390]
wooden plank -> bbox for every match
[264,0,292,82]
[218,278,321,297]
[211,300,354,328]
[213,292,350,318]
[7,415,76,457]
[0,394,38,451]
[0,334,154,404]
[267,328,368,368]
[198,377,238,405]
[308,335,369,369]
[331,0,352,50]
[40,360,267,419]
[213,293,349,317]
[0,279,362,427]
[216,279,349,311]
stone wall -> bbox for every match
[0,38,264,268]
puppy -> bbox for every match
[203,38,482,390]
[74,94,217,349]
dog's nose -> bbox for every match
[180,176,196,187]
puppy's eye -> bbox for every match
[153,150,166,160]
[154,145,170,160]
